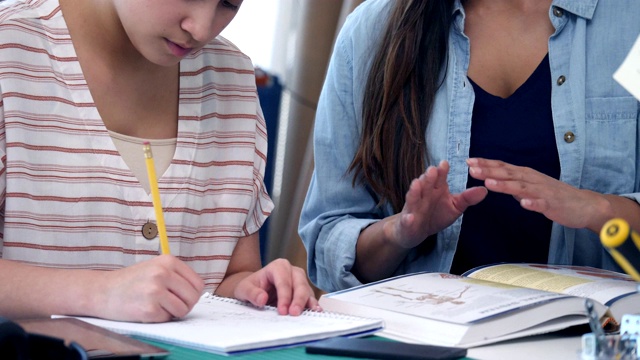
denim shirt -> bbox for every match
[299,0,640,292]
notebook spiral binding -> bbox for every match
[203,293,382,322]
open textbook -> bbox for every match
[319,263,640,348]
[65,293,383,355]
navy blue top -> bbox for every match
[450,54,561,275]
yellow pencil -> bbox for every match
[143,142,170,255]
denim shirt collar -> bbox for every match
[553,0,598,19]
[452,0,465,33]
[452,0,599,25]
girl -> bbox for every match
[0,0,318,322]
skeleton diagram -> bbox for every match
[371,285,471,306]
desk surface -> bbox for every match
[145,333,583,360]
[467,334,582,360]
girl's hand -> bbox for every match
[232,258,320,316]
[99,255,205,323]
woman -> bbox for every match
[0,0,318,322]
[300,0,640,292]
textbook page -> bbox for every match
[322,272,568,325]
[464,263,639,320]
[319,272,592,347]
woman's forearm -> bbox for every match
[352,214,413,283]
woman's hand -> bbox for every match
[98,255,205,323]
[354,160,487,283]
[388,160,488,249]
[232,258,320,316]
[466,157,617,232]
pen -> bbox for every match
[143,142,170,255]
[600,218,640,281]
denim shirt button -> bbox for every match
[557,75,566,86]
[563,131,575,143]
[553,7,564,17]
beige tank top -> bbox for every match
[108,130,177,194]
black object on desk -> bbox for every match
[305,337,467,360]
[16,318,168,359]
[1,316,90,360]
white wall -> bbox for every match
[220,0,281,74]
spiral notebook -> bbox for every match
[66,293,383,355]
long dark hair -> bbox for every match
[348,0,454,213]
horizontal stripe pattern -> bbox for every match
[0,0,273,291]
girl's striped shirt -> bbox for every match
[0,0,273,291]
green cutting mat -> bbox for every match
[143,339,359,360]
[143,338,474,360]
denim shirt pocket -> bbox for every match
[582,96,638,194]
